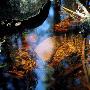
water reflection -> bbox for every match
[7,1,55,90]
[0,0,90,90]
[32,2,54,90]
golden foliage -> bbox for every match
[50,35,83,67]
[10,48,36,78]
